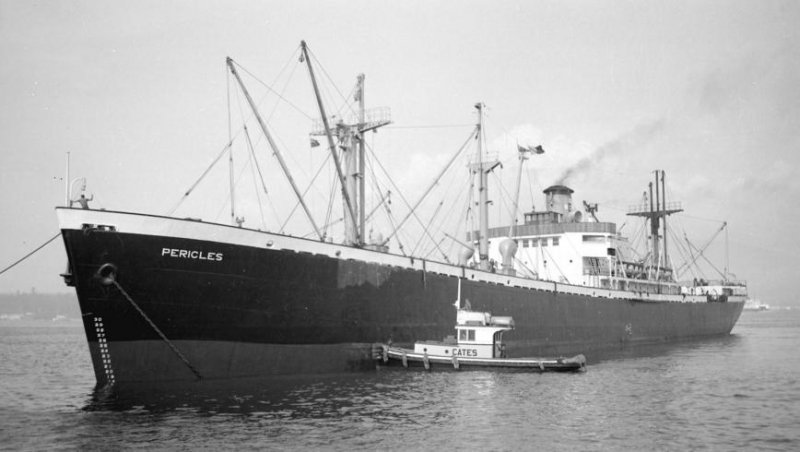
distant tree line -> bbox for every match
[0,292,80,319]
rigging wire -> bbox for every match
[228,64,236,224]
[428,174,470,257]
[166,143,231,217]
[213,155,255,223]
[244,126,268,229]
[233,56,314,122]
[365,146,406,255]
[233,83,280,229]
[411,199,445,257]
[0,233,61,277]
[365,139,462,263]
[305,46,359,121]
[279,151,333,235]
[385,123,474,130]
[323,154,339,238]
[419,160,473,260]
[168,50,302,217]
[379,128,478,244]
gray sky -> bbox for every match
[1,0,798,305]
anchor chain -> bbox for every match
[99,267,202,380]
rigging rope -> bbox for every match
[365,152,406,255]
[244,126,268,229]
[305,46,358,120]
[379,128,478,245]
[167,143,231,217]
[279,152,332,235]
[233,57,314,122]
[0,233,61,277]
[385,123,474,130]
[365,141,452,261]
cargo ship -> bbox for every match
[58,42,745,387]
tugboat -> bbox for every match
[375,281,586,372]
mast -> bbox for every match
[508,144,543,238]
[229,139,235,225]
[661,170,668,270]
[226,57,324,240]
[300,41,360,246]
[509,147,526,239]
[65,152,70,206]
[725,224,729,281]
[628,169,683,280]
[470,103,500,271]
[357,74,366,243]
[655,171,662,269]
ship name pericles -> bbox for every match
[161,248,223,261]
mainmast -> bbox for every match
[357,74,366,243]
[304,41,390,246]
[627,170,682,278]
[470,103,500,271]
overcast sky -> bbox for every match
[1,0,798,305]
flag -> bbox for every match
[310,138,320,147]
[518,144,545,154]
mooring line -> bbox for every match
[110,279,203,380]
[0,233,61,277]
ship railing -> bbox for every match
[627,201,683,215]
[684,279,747,287]
[310,107,392,135]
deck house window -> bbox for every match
[553,237,560,246]
[541,238,548,247]
[468,329,475,341]
[459,329,467,341]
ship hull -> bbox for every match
[58,208,744,386]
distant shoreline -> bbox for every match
[0,292,80,319]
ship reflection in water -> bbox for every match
[2,314,798,450]
[73,330,794,451]
[83,334,740,414]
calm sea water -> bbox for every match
[1,310,798,451]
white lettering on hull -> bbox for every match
[161,248,223,261]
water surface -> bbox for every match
[1,311,798,450]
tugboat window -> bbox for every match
[459,329,467,341]
[468,330,475,341]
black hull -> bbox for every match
[59,209,744,386]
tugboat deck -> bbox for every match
[374,344,586,372]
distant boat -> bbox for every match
[0,314,24,321]
[743,299,769,311]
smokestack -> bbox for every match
[543,185,574,218]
